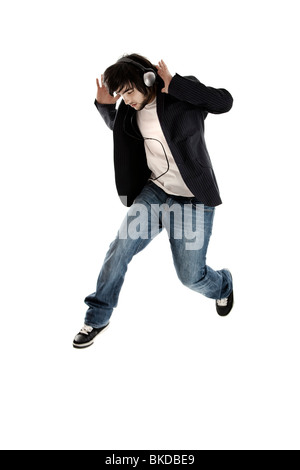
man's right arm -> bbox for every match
[94,100,117,131]
[94,75,120,130]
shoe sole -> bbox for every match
[217,269,234,317]
[73,324,110,349]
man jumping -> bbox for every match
[73,54,234,349]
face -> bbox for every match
[118,85,153,111]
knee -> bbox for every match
[177,266,206,289]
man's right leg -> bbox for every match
[73,184,164,348]
[83,225,157,329]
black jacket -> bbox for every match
[95,74,233,207]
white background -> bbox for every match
[1,0,299,450]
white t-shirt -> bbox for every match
[136,98,194,197]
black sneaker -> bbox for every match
[73,324,109,349]
[216,290,234,317]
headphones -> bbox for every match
[117,58,157,87]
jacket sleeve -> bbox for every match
[168,74,233,114]
[94,99,117,130]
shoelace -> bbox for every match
[80,325,93,336]
[217,298,228,307]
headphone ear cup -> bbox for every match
[143,71,156,87]
[117,58,156,87]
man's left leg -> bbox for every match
[167,200,233,314]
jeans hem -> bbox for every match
[84,320,110,329]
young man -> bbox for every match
[73,54,234,349]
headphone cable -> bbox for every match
[122,110,170,182]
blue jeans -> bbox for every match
[84,182,232,328]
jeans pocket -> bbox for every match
[203,205,215,212]
[190,199,215,212]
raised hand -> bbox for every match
[156,60,173,94]
[96,75,120,105]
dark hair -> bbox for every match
[104,53,157,97]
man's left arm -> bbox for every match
[157,60,233,114]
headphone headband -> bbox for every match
[117,57,157,87]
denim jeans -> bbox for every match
[84,182,232,328]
